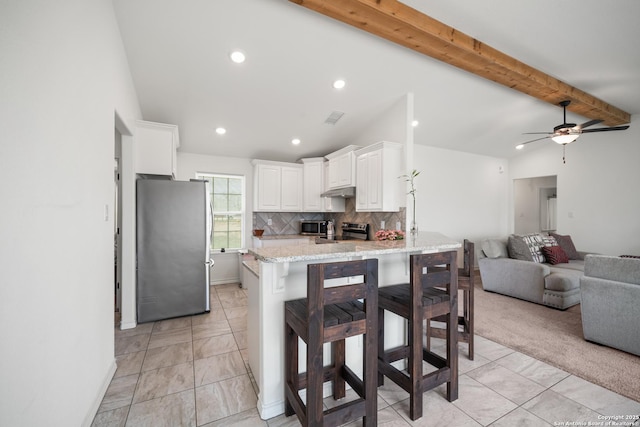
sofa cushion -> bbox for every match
[482,239,508,259]
[541,245,569,265]
[545,268,582,292]
[550,232,579,260]
[551,260,585,271]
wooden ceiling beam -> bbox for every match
[289,0,631,126]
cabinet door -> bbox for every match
[281,166,302,211]
[328,152,355,189]
[135,122,177,176]
[303,161,324,211]
[366,150,383,210]
[328,158,340,189]
[256,164,281,211]
[324,162,345,212]
[355,154,369,210]
[336,152,355,187]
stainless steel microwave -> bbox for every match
[300,220,327,236]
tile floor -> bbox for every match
[92,283,640,426]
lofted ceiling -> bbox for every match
[113,0,639,163]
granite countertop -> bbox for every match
[242,258,260,276]
[248,231,461,263]
[252,234,313,241]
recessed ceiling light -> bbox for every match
[411,120,419,127]
[516,144,524,150]
[291,138,301,145]
[215,127,227,135]
[229,50,246,64]
[332,79,346,89]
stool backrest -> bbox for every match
[461,239,475,278]
[411,251,458,294]
[307,259,378,308]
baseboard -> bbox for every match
[210,277,240,286]
[257,395,284,420]
[258,382,342,420]
[120,320,137,330]
[82,358,117,427]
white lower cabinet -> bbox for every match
[355,141,404,212]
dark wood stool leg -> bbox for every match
[446,294,459,401]
[377,306,385,387]
[332,339,346,400]
[307,315,324,425]
[466,284,474,360]
[284,321,296,416]
[409,306,423,420]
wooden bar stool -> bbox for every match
[284,259,378,426]
[377,251,458,421]
[427,239,475,359]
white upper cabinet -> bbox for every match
[323,162,345,212]
[325,145,360,189]
[252,160,303,212]
[355,141,404,212]
[301,158,325,212]
[135,120,179,177]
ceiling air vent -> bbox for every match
[324,111,345,125]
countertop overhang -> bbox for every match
[247,231,461,263]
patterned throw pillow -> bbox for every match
[521,233,547,263]
[541,245,569,265]
[549,232,579,260]
[542,235,558,247]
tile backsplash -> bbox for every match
[253,199,405,239]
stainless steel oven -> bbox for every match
[300,220,328,236]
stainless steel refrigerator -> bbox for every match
[136,178,212,323]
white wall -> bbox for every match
[509,116,640,255]
[413,145,510,243]
[0,1,141,425]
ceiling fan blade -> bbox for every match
[576,119,603,130]
[523,132,553,135]
[582,125,630,133]
[518,136,551,146]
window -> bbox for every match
[196,173,244,251]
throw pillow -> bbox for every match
[508,235,534,261]
[521,233,547,263]
[542,235,558,247]
[550,232,579,260]
[541,245,569,265]
[482,239,508,259]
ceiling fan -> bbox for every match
[516,100,630,162]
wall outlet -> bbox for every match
[267,218,272,226]
[396,221,401,230]
[380,220,385,229]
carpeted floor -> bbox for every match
[473,275,640,402]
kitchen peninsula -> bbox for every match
[243,231,461,420]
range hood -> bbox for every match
[321,186,356,198]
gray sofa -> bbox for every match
[478,237,588,310]
[580,255,640,356]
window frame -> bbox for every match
[196,172,245,252]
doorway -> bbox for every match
[114,130,122,315]
[513,175,557,235]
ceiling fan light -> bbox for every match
[551,134,579,145]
